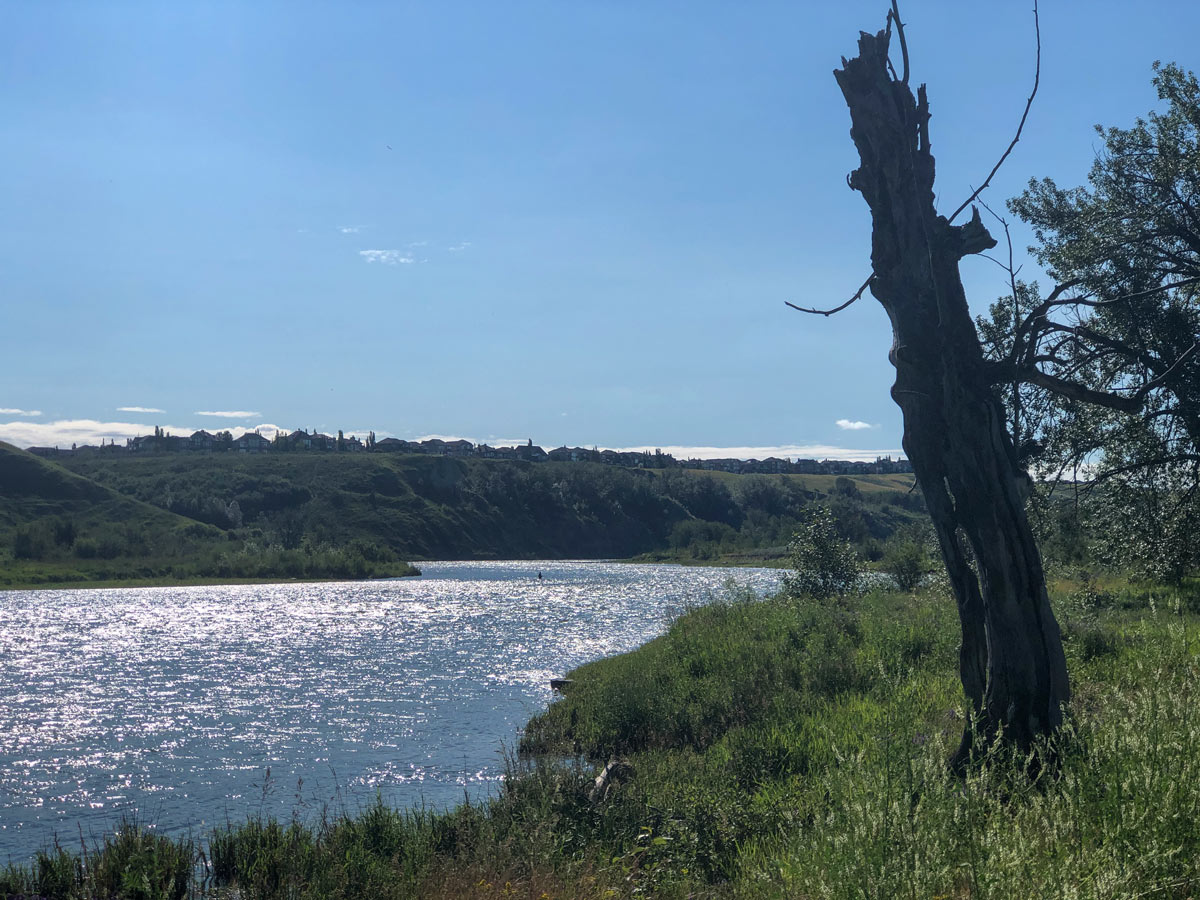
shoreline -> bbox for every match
[4,576,1198,896]
[0,556,789,593]
[0,567,421,593]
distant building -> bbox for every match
[233,432,271,453]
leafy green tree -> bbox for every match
[783,507,860,601]
[980,63,1200,580]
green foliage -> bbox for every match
[0,821,190,900]
[880,528,934,591]
[53,516,76,547]
[7,447,928,585]
[521,584,876,759]
[782,506,861,600]
[0,443,420,588]
[1086,470,1200,584]
[996,62,1200,584]
[12,523,52,560]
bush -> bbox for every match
[782,507,861,601]
[881,537,932,591]
[12,525,51,560]
[53,517,77,547]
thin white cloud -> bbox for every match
[447,242,471,252]
[195,410,261,419]
[0,419,284,449]
[0,419,191,448]
[0,407,42,417]
[836,419,877,431]
[613,444,904,462]
[412,435,903,463]
[0,420,903,464]
[244,423,283,440]
[338,225,361,234]
[117,406,165,414]
[337,428,395,440]
[359,249,414,265]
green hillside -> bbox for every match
[0,443,417,588]
[52,451,928,565]
[0,446,929,588]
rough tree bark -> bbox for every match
[833,29,1069,764]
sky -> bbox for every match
[3,1,1198,461]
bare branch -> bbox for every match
[1090,453,1200,485]
[786,272,873,317]
[1094,275,1200,307]
[947,0,1040,223]
[1016,368,1144,414]
[977,195,1024,440]
[888,0,910,85]
[993,340,1199,413]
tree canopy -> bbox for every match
[981,63,1200,580]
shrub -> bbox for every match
[12,525,51,560]
[53,517,77,547]
[783,507,861,600]
[881,537,932,591]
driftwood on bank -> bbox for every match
[589,758,635,804]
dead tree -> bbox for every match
[831,26,1068,763]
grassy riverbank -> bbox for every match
[4,574,1200,897]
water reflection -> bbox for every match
[0,561,780,862]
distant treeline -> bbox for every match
[30,427,913,478]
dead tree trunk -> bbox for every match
[834,29,1069,763]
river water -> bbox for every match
[0,561,781,863]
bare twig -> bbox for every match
[786,273,873,316]
[977,195,1026,440]
[947,0,1041,223]
[888,0,910,85]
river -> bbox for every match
[0,561,781,863]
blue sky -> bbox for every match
[3,1,1197,459]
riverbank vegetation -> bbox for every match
[1,441,924,588]
[0,441,419,588]
[5,569,1199,898]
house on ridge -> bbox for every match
[234,432,271,453]
[189,430,215,451]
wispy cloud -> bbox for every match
[614,444,902,462]
[359,249,414,265]
[0,419,283,449]
[0,407,42,417]
[414,433,529,448]
[338,225,361,234]
[117,406,165,414]
[195,410,261,419]
[410,435,903,463]
[447,242,472,252]
[836,419,877,431]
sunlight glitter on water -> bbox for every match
[0,561,780,863]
